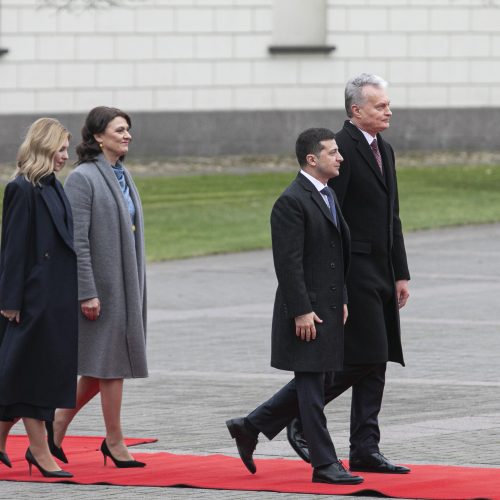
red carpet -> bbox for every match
[1,435,499,500]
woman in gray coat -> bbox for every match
[47,107,148,468]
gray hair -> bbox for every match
[345,73,388,118]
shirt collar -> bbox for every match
[300,169,328,192]
[350,120,377,145]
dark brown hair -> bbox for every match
[76,106,131,164]
[295,128,335,168]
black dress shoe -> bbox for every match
[0,451,12,468]
[226,417,258,474]
[45,421,68,463]
[313,460,364,485]
[286,417,310,463]
[25,448,73,478]
[100,439,146,468]
[349,452,410,474]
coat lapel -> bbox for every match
[123,168,146,289]
[39,180,75,252]
[94,154,134,230]
[296,174,340,232]
[94,155,143,287]
[296,174,350,279]
[123,168,141,226]
[345,122,388,192]
[377,134,394,198]
[55,180,74,240]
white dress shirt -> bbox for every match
[300,170,332,209]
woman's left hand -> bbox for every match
[81,297,101,321]
[0,309,20,323]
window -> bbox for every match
[269,0,334,55]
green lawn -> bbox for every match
[135,172,291,260]
[1,165,500,261]
[137,165,500,261]
[397,165,500,230]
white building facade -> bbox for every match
[0,0,498,160]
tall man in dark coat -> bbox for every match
[226,128,363,485]
[287,74,411,474]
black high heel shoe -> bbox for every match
[100,439,146,468]
[25,448,73,478]
[45,421,68,463]
[0,451,12,468]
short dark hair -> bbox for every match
[295,128,336,168]
[76,106,132,164]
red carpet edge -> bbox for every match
[1,435,498,500]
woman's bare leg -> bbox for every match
[24,418,62,472]
[53,376,100,446]
[0,419,18,452]
[100,378,134,461]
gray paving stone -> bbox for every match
[1,223,499,499]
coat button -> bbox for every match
[330,305,337,310]
[330,285,337,291]
[330,241,336,247]
[330,262,336,269]
[44,252,50,259]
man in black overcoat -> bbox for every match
[287,74,411,474]
[226,128,363,485]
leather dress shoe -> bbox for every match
[286,417,310,463]
[313,460,364,485]
[226,417,258,474]
[45,421,68,463]
[0,451,12,468]
[349,452,410,474]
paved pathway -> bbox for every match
[2,224,499,499]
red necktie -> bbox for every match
[370,138,383,173]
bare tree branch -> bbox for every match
[38,0,141,10]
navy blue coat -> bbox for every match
[0,175,78,410]
[329,121,410,365]
[270,173,350,373]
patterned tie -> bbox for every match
[320,187,338,227]
[370,138,383,173]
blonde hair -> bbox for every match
[15,118,70,185]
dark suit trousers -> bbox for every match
[247,371,338,468]
[322,363,387,458]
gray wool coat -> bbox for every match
[64,154,148,379]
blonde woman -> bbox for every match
[0,118,77,478]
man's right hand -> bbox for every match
[295,312,323,342]
[0,309,20,323]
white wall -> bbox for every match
[0,0,499,114]
[328,0,500,109]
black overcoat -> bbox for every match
[329,120,410,366]
[0,175,78,410]
[270,173,351,373]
